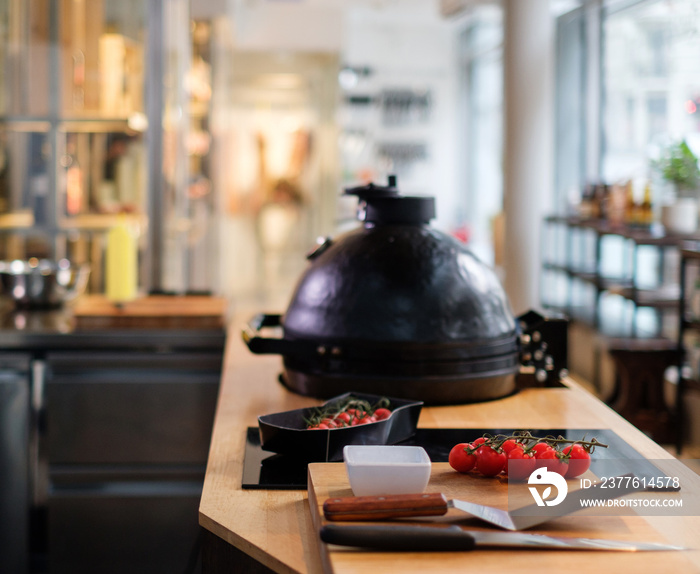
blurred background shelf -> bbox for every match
[0,0,214,297]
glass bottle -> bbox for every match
[639,181,653,227]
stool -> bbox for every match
[607,341,680,444]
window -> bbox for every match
[458,5,503,266]
[602,0,700,187]
[554,7,587,213]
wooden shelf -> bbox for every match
[57,213,146,231]
[0,212,35,229]
[545,215,700,245]
[681,377,700,393]
[681,245,700,260]
[543,261,678,308]
[541,303,596,328]
[0,115,145,134]
[603,336,678,352]
[0,119,51,132]
[607,284,681,308]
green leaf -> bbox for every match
[653,140,700,190]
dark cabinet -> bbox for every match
[46,351,220,465]
[49,493,202,574]
[0,353,31,574]
[0,323,226,574]
[43,343,224,574]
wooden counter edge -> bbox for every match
[199,514,300,574]
[306,466,334,574]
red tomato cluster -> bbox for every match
[306,406,392,429]
[448,433,597,481]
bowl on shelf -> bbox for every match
[0,258,90,308]
[257,392,423,462]
[343,444,431,496]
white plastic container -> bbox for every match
[343,445,431,496]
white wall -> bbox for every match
[339,3,461,232]
[210,1,464,305]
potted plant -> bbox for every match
[654,139,700,197]
[654,140,700,234]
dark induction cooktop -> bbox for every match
[241,427,675,490]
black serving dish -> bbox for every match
[257,392,423,462]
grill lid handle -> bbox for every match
[344,175,435,225]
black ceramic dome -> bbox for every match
[282,224,517,348]
[282,179,516,353]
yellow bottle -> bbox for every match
[106,215,138,303]
[640,182,653,227]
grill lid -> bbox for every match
[281,177,517,361]
[243,177,523,403]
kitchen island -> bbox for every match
[199,324,700,573]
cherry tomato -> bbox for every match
[355,416,373,425]
[472,437,488,448]
[335,412,351,425]
[562,444,591,478]
[373,408,392,421]
[531,441,553,458]
[501,439,519,454]
[449,443,477,473]
[506,445,537,481]
[475,445,506,477]
[536,448,568,475]
[320,418,338,428]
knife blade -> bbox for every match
[323,474,646,530]
[319,524,685,552]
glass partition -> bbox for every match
[0,0,204,295]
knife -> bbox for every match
[323,475,647,531]
[320,524,685,552]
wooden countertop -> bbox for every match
[73,294,229,329]
[199,326,700,574]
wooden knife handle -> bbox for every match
[323,492,449,521]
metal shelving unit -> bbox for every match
[541,214,697,420]
[542,215,697,338]
[0,0,206,295]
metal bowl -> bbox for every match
[0,258,90,308]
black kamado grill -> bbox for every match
[243,177,566,404]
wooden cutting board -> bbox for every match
[73,294,228,330]
[308,462,695,574]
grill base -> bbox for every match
[279,367,517,405]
